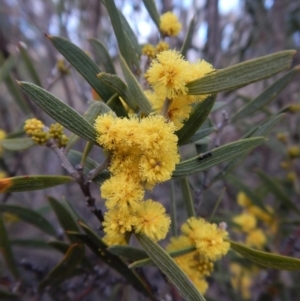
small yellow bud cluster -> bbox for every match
[24,118,49,145]
[287,145,300,159]
[49,123,69,147]
[94,113,180,245]
[56,58,69,74]
[0,129,6,156]
[230,263,258,299]
[142,41,170,60]
[145,50,214,129]
[159,12,182,37]
[24,119,68,147]
[233,192,277,248]
[288,103,300,113]
[166,218,230,294]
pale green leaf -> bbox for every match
[231,67,300,122]
[187,50,296,94]
[173,137,265,177]
[0,138,35,151]
[0,204,56,236]
[89,38,116,74]
[230,240,300,270]
[46,35,114,101]
[136,234,206,301]
[176,95,216,145]
[0,175,73,193]
[142,0,160,28]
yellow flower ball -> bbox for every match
[246,228,267,249]
[181,217,230,261]
[233,212,257,233]
[159,12,182,37]
[134,199,170,241]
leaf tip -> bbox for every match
[0,178,13,193]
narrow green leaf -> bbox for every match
[48,240,93,269]
[210,114,285,184]
[230,240,300,270]
[18,42,42,86]
[0,205,56,236]
[109,244,196,269]
[48,196,80,243]
[231,67,300,122]
[67,150,110,185]
[133,246,196,269]
[0,215,19,279]
[256,169,300,215]
[39,243,84,289]
[46,35,114,101]
[187,50,296,94]
[0,175,73,193]
[180,177,196,217]
[108,245,148,261]
[0,138,35,151]
[118,11,142,57]
[97,72,127,97]
[104,0,140,69]
[173,137,265,177]
[0,55,16,83]
[142,0,160,28]
[18,81,97,142]
[120,56,152,114]
[89,38,116,74]
[181,17,195,57]
[76,221,154,299]
[0,54,30,114]
[186,127,216,144]
[11,239,50,249]
[176,95,216,145]
[136,234,206,301]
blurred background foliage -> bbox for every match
[0,0,300,300]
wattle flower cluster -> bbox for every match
[167,217,230,294]
[94,114,180,245]
[145,50,214,129]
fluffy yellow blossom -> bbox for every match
[0,130,6,140]
[237,192,252,208]
[0,129,6,155]
[289,103,300,113]
[155,41,169,53]
[248,205,273,224]
[181,217,230,261]
[287,172,296,182]
[0,171,6,179]
[166,236,211,294]
[134,199,170,241]
[276,132,288,143]
[230,263,253,299]
[159,12,182,37]
[103,233,127,246]
[246,229,267,249]
[145,50,190,99]
[101,174,144,210]
[233,213,257,233]
[103,207,137,238]
[142,43,156,59]
[288,145,300,158]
